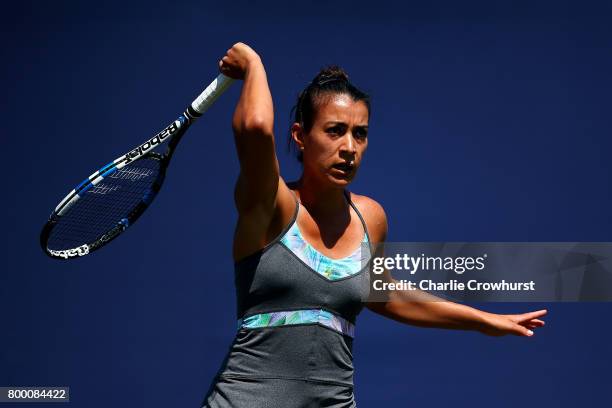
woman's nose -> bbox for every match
[341,133,357,155]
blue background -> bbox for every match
[2,0,611,406]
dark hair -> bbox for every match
[289,66,370,162]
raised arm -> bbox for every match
[219,43,295,260]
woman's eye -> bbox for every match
[355,129,368,139]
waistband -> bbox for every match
[237,308,355,338]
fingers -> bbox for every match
[514,309,547,324]
[516,316,547,336]
[219,56,229,70]
[218,58,229,74]
[526,309,548,319]
[516,314,546,334]
[505,316,542,336]
[218,43,258,79]
[516,317,545,326]
[514,324,534,337]
[493,316,535,337]
[219,55,239,77]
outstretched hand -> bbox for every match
[480,309,547,337]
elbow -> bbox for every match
[236,115,274,138]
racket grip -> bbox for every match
[190,74,235,115]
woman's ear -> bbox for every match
[291,122,305,151]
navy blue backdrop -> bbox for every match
[2,1,611,406]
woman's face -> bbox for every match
[294,93,369,187]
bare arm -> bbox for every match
[219,43,294,260]
[367,282,546,336]
[362,199,547,337]
[220,43,277,211]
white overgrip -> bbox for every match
[190,74,234,115]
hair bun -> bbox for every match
[313,65,349,86]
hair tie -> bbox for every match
[316,77,346,87]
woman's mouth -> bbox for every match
[331,161,355,174]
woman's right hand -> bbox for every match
[219,42,262,80]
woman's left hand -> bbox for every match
[479,309,547,337]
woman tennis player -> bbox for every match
[201,42,547,407]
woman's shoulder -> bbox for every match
[348,191,388,243]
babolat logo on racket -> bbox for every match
[123,118,184,164]
[49,244,90,259]
[41,75,232,260]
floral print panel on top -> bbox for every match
[238,309,355,338]
[280,218,369,281]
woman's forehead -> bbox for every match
[314,94,369,125]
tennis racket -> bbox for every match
[40,73,234,259]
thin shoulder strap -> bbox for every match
[234,190,300,265]
[344,190,372,248]
[280,189,300,236]
[288,189,300,220]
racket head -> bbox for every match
[40,115,189,259]
[41,73,234,260]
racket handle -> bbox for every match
[190,74,235,115]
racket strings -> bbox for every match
[47,158,162,251]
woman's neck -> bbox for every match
[295,173,348,219]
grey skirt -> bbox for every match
[202,375,357,408]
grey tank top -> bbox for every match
[215,190,372,387]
